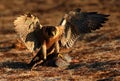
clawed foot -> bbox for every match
[27,55,44,70]
[57,53,64,59]
[28,60,44,70]
[57,53,72,62]
[55,53,72,68]
[27,53,73,70]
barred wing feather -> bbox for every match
[59,8,109,48]
[14,14,42,52]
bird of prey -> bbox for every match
[14,8,109,68]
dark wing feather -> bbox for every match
[14,13,42,52]
[59,8,109,48]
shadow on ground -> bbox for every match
[68,60,120,72]
[0,61,29,69]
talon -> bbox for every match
[57,53,72,63]
[56,53,72,68]
[58,53,64,59]
[57,53,67,62]
[28,55,44,70]
[29,60,44,70]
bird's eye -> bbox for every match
[52,27,56,31]
[45,28,49,32]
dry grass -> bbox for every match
[0,0,120,81]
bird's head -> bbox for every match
[43,26,57,38]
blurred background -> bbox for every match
[0,0,119,34]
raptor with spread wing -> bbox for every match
[14,8,109,68]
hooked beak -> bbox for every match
[51,31,56,36]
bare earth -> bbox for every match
[0,0,120,81]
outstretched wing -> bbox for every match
[14,13,42,52]
[59,8,109,48]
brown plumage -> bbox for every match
[14,8,109,68]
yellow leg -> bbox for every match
[57,53,71,62]
[30,60,43,70]
[57,53,68,62]
[58,53,64,58]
